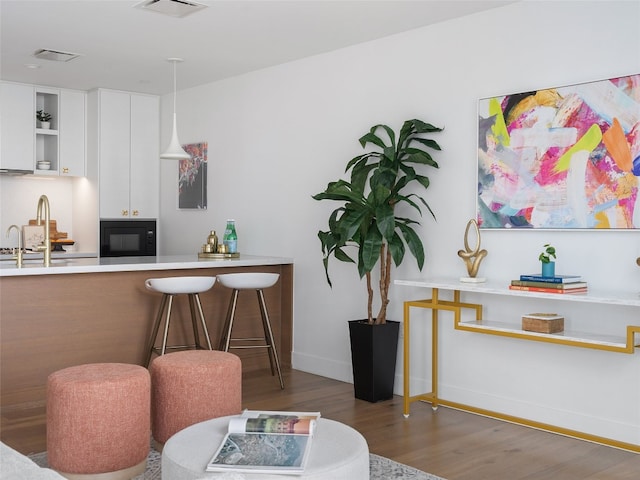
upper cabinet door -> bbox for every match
[59,90,86,177]
[0,82,34,171]
[99,90,131,218]
[95,89,159,219]
[130,94,159,218]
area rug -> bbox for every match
[29,449,446,479]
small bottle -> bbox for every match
[223,220,237,253]
[207,230,218,252]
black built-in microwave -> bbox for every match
[100,219,157,257]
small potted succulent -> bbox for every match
[539,243,556,277]
[36,110,52,129]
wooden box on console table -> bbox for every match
[522,313,564,334]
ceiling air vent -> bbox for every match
[134,0,207,18]
[33,49,82,62]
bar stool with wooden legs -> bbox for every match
[216,272,284,389]
[145,276,216,367]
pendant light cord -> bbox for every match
[172,59,177,116]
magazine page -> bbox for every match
[206,432,311,474]
[231,410,320,435]
[206,410,320,474]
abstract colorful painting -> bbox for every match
[178,142,208,209]
[477,74,640,229]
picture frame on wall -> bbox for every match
[178,142,208,210]
[477,73,639,230]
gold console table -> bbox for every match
[396,277,640,453]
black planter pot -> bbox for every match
[348,319,400,402]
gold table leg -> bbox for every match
[402,288,481,416]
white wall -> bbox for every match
[159,1,640,445]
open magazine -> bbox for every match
[206,410,321,474]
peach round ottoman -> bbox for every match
[46,363,151,480]
[150,350,242,448]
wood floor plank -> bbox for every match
[2,368,638,479]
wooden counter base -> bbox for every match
[0,263,292,414]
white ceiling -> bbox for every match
[0,0,517,96]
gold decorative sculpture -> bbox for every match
[457,219,488,283]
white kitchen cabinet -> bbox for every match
[129,94,160,218]
[96,90,130,217]
[59,89,86,176]
[0,82,34,171]
[92,89,159,219]
[0,82,86,176]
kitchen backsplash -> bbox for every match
[0,175,97,252]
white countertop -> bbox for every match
[0,254,293,277]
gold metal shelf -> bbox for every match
[456,319,640,353]
[397,279,640,454]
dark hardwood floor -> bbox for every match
[2,368,639,479]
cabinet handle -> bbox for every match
[62,167,69,174]
[122,210,128,217]
[132,210,139,217]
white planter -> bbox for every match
[39,121,50,129]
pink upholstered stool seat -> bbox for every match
[149,350,242,448]
[46,363,151,480]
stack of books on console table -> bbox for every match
[509,274,587,294]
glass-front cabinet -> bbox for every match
[35,88,59,175]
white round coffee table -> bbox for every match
[161,415,369,479]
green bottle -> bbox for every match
[223,220,237,253]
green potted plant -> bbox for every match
[313,118,443,401]
[36,109,52,129]
[539,243,556,277]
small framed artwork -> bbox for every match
[477,73,639,229]
[23,225,45,249]
[179,142,208,209]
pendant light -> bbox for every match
[160,57,190,160]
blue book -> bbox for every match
[519,274,582,284]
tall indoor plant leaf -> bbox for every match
[313,119,443,324]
